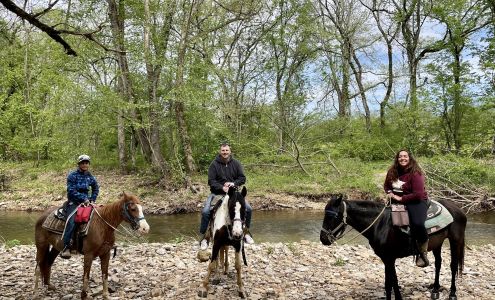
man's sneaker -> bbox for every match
[200,239,208,250]
[244,233,255,244]
[60,247,71,259]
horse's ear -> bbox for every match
[331,193,343,206]
[241,186,247,197]
[120,191,128,199]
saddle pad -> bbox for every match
[425,200,453,234]
[42,210,92,236]
[426,200,442,219]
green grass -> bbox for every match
[333,257,347,266]
[3,239,21,248]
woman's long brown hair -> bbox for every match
[385,149,423,186]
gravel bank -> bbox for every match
[1,242,494,299]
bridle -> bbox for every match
[122,201,145,230]
[321,200,390,244]
[320,201,348,243]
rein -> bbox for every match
[92,201,144,234]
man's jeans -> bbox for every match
[199,194,252,235]
[62,202,78,248]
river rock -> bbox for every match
[1,242,495,299]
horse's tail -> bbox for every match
[457,236,465,277]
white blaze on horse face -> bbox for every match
[213,195,230,238]
[136,204,150,234]
[232,202,243,238]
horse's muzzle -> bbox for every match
[137,220,150,234]
[320,230,332,246]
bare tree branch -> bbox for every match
[1,0,77,55]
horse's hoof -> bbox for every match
[198,290,208,298]
[239,291,248,298]
[431,291,440,299]
[47,284,56,291]
[449,295,457,300]
[212,278,221,285]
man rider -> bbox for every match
[199,143,254,250]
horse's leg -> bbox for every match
[81,254,94,299]
[100,251,111,300]
[235,250,247,298]
[199,242,221,298]
[383,259,401,300]
[199,258,217,298]
[43,247,59,290]
[223,246,229,274]
[212,246,224,284]
[35,242,58,291]
[431,247,442,299]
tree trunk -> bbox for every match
[350,51,371,132]
[452,45,463,152]
[107,0,152,164]
[116,76,128,174]
[143,0,169,178]
[173,0,197,190]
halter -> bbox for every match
[122,201,145,230]
[320,201,348,243]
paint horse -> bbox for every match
[199,186,248,298]
[34,192,150,299]
[320,194,466,300]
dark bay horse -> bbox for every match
[199,186,248,298]
[320,195,466,300]
[34,192,150,299]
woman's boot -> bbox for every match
[416,239,429,267]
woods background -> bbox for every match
[1,0,494,208]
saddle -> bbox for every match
[42,205,93,237]
[393,200,453,235]
[210,195,225,212]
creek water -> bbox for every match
[1,210,494,246]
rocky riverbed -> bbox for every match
[1,242,494,300]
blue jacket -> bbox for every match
[67,169,99,203]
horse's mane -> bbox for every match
[346,199,384,211]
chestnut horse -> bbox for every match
[199,186,248,298]
[320,195,466,300]
[34,192,150,299]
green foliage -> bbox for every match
[170,235,185,244]
[333,257,346,267]
[4,239,21,248]
[425,155,495,190]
